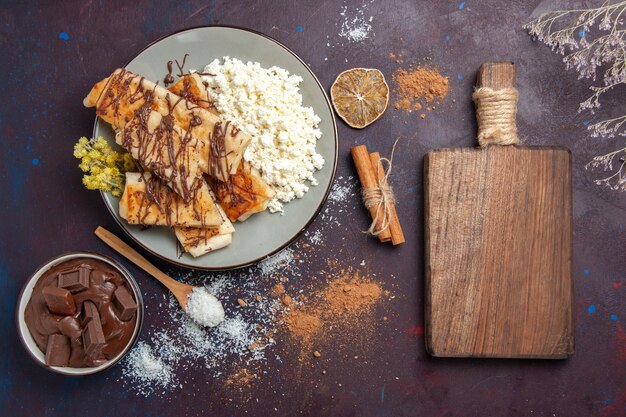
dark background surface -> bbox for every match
[1,0,625,416]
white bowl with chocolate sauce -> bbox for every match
[16,252,143,376]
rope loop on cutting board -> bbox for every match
[472,87,519,147]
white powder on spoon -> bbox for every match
[186,286,225,328]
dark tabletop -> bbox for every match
[1,0,625,416]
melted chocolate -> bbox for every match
[172,76,212,112]
[137,173,182,226]
[208,122,230,181]
[164,60,175,86]
[206,166,261,221]
[164,53,190,86]
[190,115,202,127]
[174,53,189,76]
[24,258,137,368]
[183,227,220,248]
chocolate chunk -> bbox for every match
[45,334,70,367]
[42,286,76,316]
[112,286,137,321]
[82,306,105,358]
[81,301,98,327]
[58,266,90,293]
[58,316,82,339]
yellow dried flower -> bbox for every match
[73,137,90,159]
[73,136,136,197]
[105,154,118,167]
[122,153,136,171]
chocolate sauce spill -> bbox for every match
[164,54,190,86]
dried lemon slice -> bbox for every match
[330,68,389,129]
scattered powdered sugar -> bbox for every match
[216,316,257,354]
[118,248,301,396]
[122,342,177,396]
[320,175,358,228]
[257,246,296,276]
[186,286,225,328]
[328,175,357,204]
[305,229,323,245]
[115,231,390,400]
[338,2,374,43]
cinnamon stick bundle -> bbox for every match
[370,152,405,245]
[351,145,405,245]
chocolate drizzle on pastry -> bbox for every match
[121,171,220,229]
[164,60,175,86]
[208,121,231,183]
[86,68,252,184]
[172,74,218,113]
[96,69,204,204]
[175,53,189,77]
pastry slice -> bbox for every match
[119,172,224,227]
[115,110,205,203]
[165,79,275,222]
[206,163,275,222]
[173,196,234,257]
[175,231,232,258]
[168,74,220,116]
[83,68,251,181]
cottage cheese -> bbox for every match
[201,57,324,213]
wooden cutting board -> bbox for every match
[424,62,574,358]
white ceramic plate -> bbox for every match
[93,26,338,270]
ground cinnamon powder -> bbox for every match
[225,368,257,386]
[392,66,449,114]
[324,278,382,314]
[269,283,285,299]
[284,273,382,344]
[286,311,323,340]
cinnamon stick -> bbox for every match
[369,152,392,243]
[369,152,405,245]
[351,145,392,242]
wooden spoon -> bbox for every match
[94,226,193,311]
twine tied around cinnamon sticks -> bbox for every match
[472,87,519,147]
[362,181,394,235]
[351,142,405,246]
[362,159,395,237]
